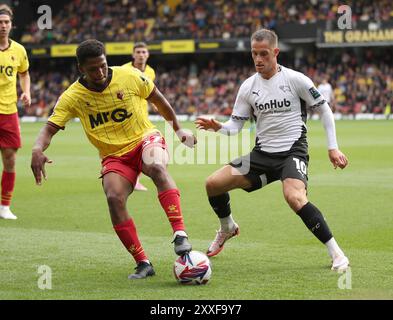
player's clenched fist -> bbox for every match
[176,129,197,148]
[328,149,348,169]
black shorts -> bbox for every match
[230,147,309,192]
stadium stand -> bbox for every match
[11,0,392,118]
[21,0,393,43]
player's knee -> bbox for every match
[3,160,16,171]
[205,176,219,194]
[284,191,307,212]
[146,163,168,182]
[2,153,16,170]
[106,191,127,209]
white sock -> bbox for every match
[220,215,235,232]
[0,205,9,210]
[173,230,188,239]
[325,237,344,258]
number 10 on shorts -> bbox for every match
[293,157,307,175]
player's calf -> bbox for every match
[296,202,333,244]
[297,202,350,270]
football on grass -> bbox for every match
[174,251,212,285]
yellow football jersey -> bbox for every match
[48,66,157,158]
[0,40,29,114]
[122,62,156,82]
[122,63,156,119]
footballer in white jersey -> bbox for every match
[318,80,334,104]
[195,29,350,272]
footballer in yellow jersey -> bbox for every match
[122,42,156,82]
[0,4,31,220]
[31,40,196,279]
[122,42,156,126]
[0,39,29,114]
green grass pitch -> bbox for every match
[0,120,392,299]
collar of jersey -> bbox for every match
[132,62,146,73]
[0,39,12,52]
[78,67,113,93]
[258,65,282,81]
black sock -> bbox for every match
[208,193,231,218]
[296,202,333,244]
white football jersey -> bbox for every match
[232,65,326,153]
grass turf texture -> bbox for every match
[1,120,392,299]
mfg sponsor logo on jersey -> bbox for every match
[0,65,14,77]
[255,98,291,111]
[89,108,132,129]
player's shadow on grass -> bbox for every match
[130,279,212,289]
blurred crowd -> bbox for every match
[21,0,393,44]
[25,69,74,118]
[297,49,393,114]
[23,49,392,118]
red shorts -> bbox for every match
[0,112,21,149]
[101,133,168,187]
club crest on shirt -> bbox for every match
[117,90,124,100]
[279,85,291,93]
[140,75,148,84]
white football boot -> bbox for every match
[206,223,239,257]
[0,206,17,220]
[331,254,350,272]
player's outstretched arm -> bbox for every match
[147,87,197,148]
[31,123,60,185]
[195,117,222,132]
[196,116,245,136]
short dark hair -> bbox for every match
[76,39,105,65]
[133,42,148,52]
[0,4,13,19]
